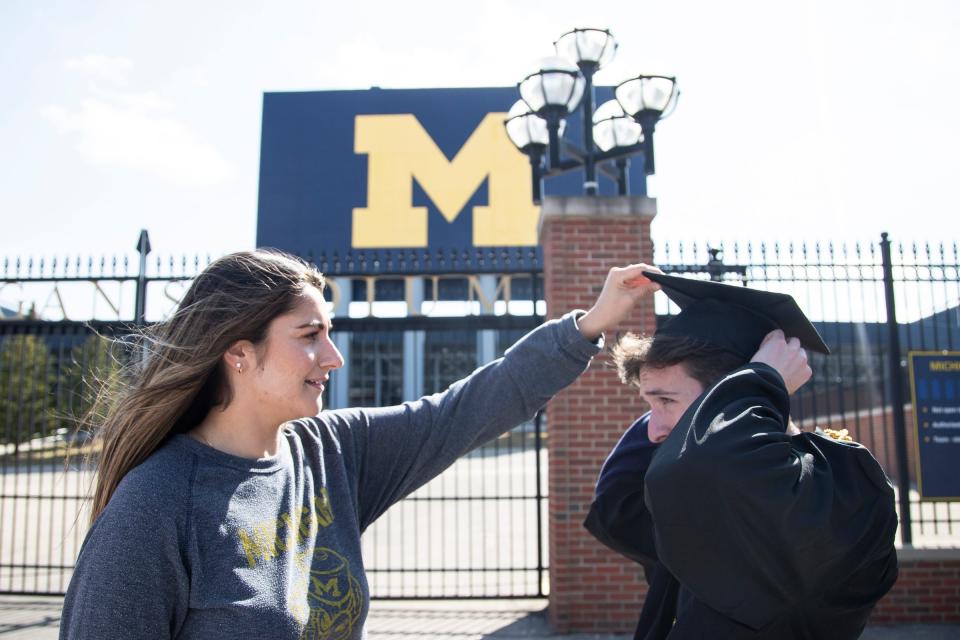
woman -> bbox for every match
[60,249,658,640]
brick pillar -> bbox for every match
[540,195,657,633]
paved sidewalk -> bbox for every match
[1,595,958,639]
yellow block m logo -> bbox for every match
[352,114,539,248]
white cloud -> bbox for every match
[64,54,134,84]
[42,99,232,186]
[110,90,175,112]
[171,67,210,89]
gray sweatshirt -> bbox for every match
[60,312,600,639]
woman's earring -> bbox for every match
[235,362,243,374]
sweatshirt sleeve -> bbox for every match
[643,363,897,631]
[321,311,600,531]
[59,465,191,639]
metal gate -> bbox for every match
[0,241,552,598]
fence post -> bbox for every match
[134,230,151,325]
[534,408,545,597]
[880,231,913,546]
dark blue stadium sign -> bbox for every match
[909,352,960,499]
[256,87,642,259]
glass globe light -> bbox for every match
[518,56,585,115]
[592,99,643,152]
[554,28,617,70]
[615,75,680,120]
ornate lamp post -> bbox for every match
[505,27,679,203]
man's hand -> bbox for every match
[750,329,812,395]
[577,264,662,341]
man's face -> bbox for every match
[639,364,706,444]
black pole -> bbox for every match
[530,152,544,204]
[880,232,913,545]
[530,266,545,596]
[534,408,545,596]
[642,128,656,176]
[636,110,659,176]
[134,229,151,325]
[581,65,597,195]
[546,112,562,170]
[616,158,629,196]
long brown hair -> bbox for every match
[84,249,324,522]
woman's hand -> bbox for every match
[577,264,663,341]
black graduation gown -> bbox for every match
[584,414,680,640]
[644,363,899,639]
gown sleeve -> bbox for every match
[583,413,660,568]
[584,414,683,640]
[643,363,898,631]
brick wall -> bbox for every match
[871,550,960,624]
[539,196,657,632]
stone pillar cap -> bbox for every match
[538,195,657,240]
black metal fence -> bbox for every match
[1,234,958,597]
[0,249,550,598]
[657,235,960,547]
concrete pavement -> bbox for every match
[2,595,958,639]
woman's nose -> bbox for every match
[323,339,345,370]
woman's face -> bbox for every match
[247,285,344,425]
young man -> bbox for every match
[584,272,898,640]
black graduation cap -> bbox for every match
[643,271,831,360]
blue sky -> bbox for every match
[2,0,958,263]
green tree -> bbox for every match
[0,334,56,450]
[62,333,123,431]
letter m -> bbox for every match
[352,114,539,248]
